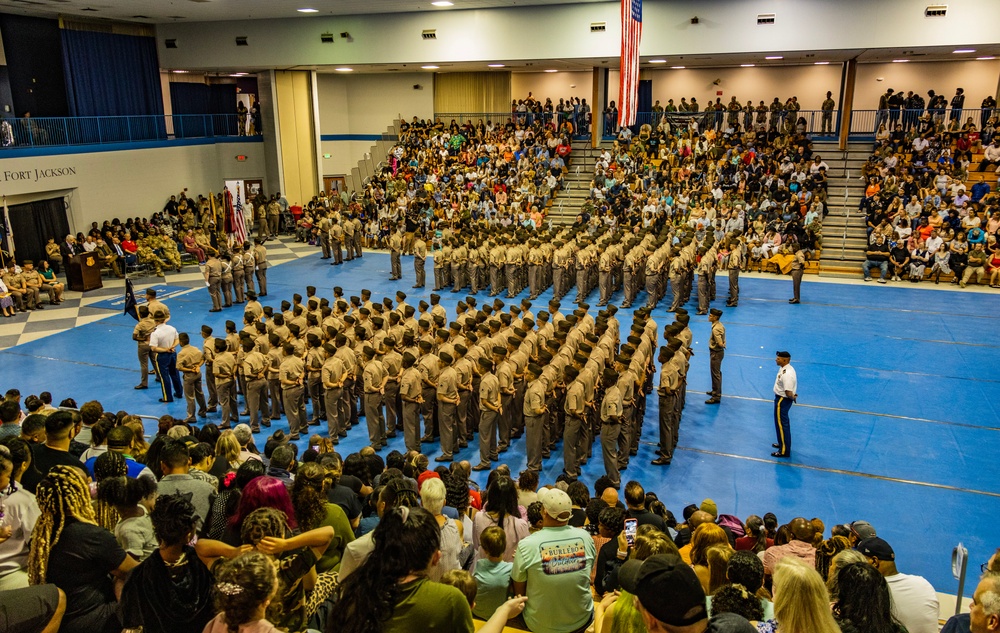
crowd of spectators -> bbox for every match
[860,87,1000,286]
[3,390,993,633]
[581,95,828,274]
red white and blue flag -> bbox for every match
[619,0,642,128]
[225,187,248,247]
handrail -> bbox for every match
[841,168,851,261]
[0,113,259,149]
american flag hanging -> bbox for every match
[619,0,642,128]
[231,186,248,246]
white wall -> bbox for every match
[156,0,1000,70]
[316,72,433,177]
[0,141,266,231]
[854,60,1000,110]
[511,71,594,105]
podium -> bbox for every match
[67,253,104,292]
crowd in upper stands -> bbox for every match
[860,88,1000,286]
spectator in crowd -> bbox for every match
[832,561,908,633]
[512,487,596,633]
[763,517,816,576]
[858,536,940,633]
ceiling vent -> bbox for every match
[757,13,775,25]
[421,29,436,40]
[320,32,334,43]
[235,36,248,46]
[925,5,947,16]
[590,22,606,32]
[165,38,177,48]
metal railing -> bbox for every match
[0,113,260,149]
[431,107,1000,141]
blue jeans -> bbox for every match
[862,259,888,279]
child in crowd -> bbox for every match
[97,475,158,561]
[526,501,544,533]
[204,552,282,633]
[440,569,477,610]
[472,526,513,620]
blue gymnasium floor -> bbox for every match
[2,250,999,591]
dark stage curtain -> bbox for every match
[170,82,238,137]
[7,197,70,266]
[61,29,164,117]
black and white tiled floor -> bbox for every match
[0,235,320,350]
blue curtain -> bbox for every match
[61,29,164,117]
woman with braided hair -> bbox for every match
[92,450,128,531]
[96,474,158,561]
[290,462,355,573]
[28,465,138,633]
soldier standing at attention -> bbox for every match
[242,242,256,297]
[706,309,725,405]
[231,248,245,304]
[205,252,223,312]
[389,228,403,280]
[413,235,427,288]
[145,288,169,322]
[473,357,501,471]
[242,338,270,433]
[434,351,460,462]
[177,332,208,423]
[150,310,182,404]
[351,215,364,258]
[821,91,836,134]
[267,196,281,238]
[522,363,548,474]
[331,218,344,265]
[219,254,234,308]
[201,325,218,413]
[599,368,623,488]
[279,342,306,441]
[343,216,356,261]
[318,214,332,260]
[253,239,268,296]
[399,352,424,453]
[132,305,155,390]
[213,338,238,429]
[726,239,743,307]
[771,351,797,458]
[789,245,805,304]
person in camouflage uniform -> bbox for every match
[136,235,169,276]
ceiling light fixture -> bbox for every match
[297,8,319,13]
[422,65,439,69]
[649,59,667,64]
[431,1,454,5]
[814,61,830,65]
[953,49,975,54]
[977,56,996,60]
[172,69,189,73]
[544,69,558,73]
[671,66,685,69]
[765,56,783,60]
[488,64,505,68]
[335,67,353,72]
[892,59,909,63]
[740,64,755,67]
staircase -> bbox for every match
[815,140,871,279]
[547,141,607,225]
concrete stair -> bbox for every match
[547,141,614,225]
[813,141,871,279]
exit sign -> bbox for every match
[235,155,248,162]
[323,153,332,159]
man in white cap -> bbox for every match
[512,487,596,633]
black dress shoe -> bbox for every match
[705,398,720,404]
[651,457,672,466]
[434,455,453,463]
[420,435,434,443]
[209,308,222,313]
[771,451,790,458]
[788,299,800,304]
[158,398,172,403]
[134,385,148,390]
[472,463,490,471]
[772,443,781,449]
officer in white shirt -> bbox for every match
[772,351,797,458]
[149,310,183,403]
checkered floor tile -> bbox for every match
[0,235,320,350]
